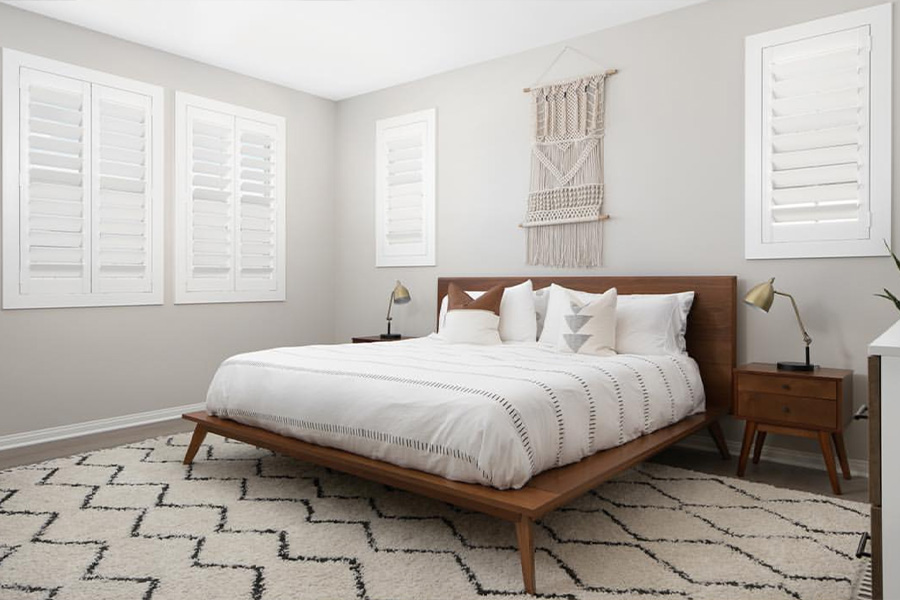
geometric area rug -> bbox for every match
[0,432,869,600]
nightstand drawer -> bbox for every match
[737,373,836,400]
[736,392,837,429]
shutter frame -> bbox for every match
[174,92,286,304]
[2,49,163,309]
[745,3,892,259]
[375,108,436,267]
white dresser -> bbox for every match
[869,321,900,600]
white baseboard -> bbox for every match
[677,433,867,478]
[0,403,205,452]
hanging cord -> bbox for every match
[523,46,618,93]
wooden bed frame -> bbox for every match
[182,275,736,594]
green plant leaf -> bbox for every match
[885,240,900,273]
[876,288,900,311]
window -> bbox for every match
[375,108,436,267]
[745,3,891,259]
[2,49,164,308]
[174,93,285,304]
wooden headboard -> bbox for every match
[437,276,737,416]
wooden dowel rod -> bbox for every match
[523,69,618,93]
[519,215,610,228]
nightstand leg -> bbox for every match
[818,431,842,495]
[707,421,731,459]
[737,421,757,477]
[752,431,767,464]
[832,432,851,480]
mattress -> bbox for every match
[205,337,705,489]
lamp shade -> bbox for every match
[392,281,411,304]
[744,278,775,312]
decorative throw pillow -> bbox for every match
[448,283,503,314]
[555,287,617,356]
[438,282,536,342]
[439,310,502,345]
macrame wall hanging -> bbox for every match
[521,48,616,268]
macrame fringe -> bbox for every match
[527,221,603,268]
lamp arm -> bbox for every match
[385,291,396,322]
[775,291,812,346]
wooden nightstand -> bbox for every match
[734,363,853,495]
[351,335,416,343]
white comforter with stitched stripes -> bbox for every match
[205,337,705,489]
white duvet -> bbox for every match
[205,337,705,489]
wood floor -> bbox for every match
[0,419,868,503]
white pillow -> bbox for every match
[533,286,551,338]
[439,310,502,345]
[438,280,537,343]
[539,284,591,346]
[539,284,694,356]
[556,287,617,356]
[619,292,694,354]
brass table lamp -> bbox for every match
[382,281,411,339]
[744,278,814,371]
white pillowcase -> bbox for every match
[533,286,551,338]
[539,284,694,356]
[438,280,537,343]
[439,310,502,345]
[618,292,694,355]
[555,287,617,357]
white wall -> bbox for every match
[0,4,336,435]
[334,0,900,462]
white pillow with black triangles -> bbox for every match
[554,287,618,356]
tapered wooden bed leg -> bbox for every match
[707,421,731,460]
[183,424,208,465]
[515,515,536,594]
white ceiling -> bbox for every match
[3,0,707,100]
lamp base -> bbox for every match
[777,361,815,372]
[380,333,402,340]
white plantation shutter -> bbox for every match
[763,27,870,243]
[375,109,436,267]
[175,93,285,304]
[235,118,278,292]
[91,85,154,293]
[18,68,91,297]
[745,4,891,259]
[184,107,236,293]
[2,50,164,309]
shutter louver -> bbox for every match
[375,109,435,267]
[762,26,871,243]
[235,119,278,292]
[185,107,235,293]
[19,68,91,296]
[91,85,153,293]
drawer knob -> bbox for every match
[782,406,791,414]
[781,384,791,391]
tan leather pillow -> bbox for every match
[448,283,503,316]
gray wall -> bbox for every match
[334,0,900,462]
[0,4,337,435]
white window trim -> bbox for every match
[744,3,892,259]
[2,48,164,309]
[375,108,437,268]
[174,92,286,304]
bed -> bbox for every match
[182,275,736,594]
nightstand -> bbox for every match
[734,363,853,494]
[351,335,416,343]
